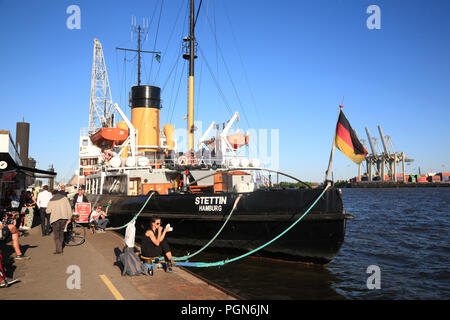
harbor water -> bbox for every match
[173,188,450,299]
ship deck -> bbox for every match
[0,224,237,300]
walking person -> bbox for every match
[46,190,72,255]
[32,187,38,201]
[59,185,68,197]
[17,191,27,230]
[36,185,53,236]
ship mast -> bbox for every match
[183,0,197,152]
[137,25,142,86]
[116,22,160,86]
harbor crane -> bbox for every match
[362,125,414,182]
[79,38,139,188]
[87,38,138,155]
[364,127,382,180]
[89,39,114,134]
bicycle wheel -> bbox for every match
[64,223,86,246]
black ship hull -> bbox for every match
[89,186,348,264]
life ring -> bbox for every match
[178,156,186,166]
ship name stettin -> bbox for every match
[195,196,227,212]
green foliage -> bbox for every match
[275,181,317,189]
[334,180,350,188]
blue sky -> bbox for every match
[0,0,449,183]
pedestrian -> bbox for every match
[23,191,36,230]
[59,185,68,197]
[72,187,89,210]
[89,205,109,232]
[17,191,27,230]
[36,185,53,236]
[32,187,38,201]
[46,190,72,255]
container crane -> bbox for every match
[361,124,414,183]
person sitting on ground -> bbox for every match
[141,216,174,272]
[89,205,109,232]
[0,213,30,260]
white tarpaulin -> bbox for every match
[124,221,136,248]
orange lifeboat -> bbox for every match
[90,127,128,149]
[227,133,250,150]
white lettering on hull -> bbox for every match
[195,196,227,212]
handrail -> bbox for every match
[185,167,312,189]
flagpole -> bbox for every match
[325,106,343,182]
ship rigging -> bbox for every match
[76,0,351,265]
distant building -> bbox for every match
[0,121,56,208]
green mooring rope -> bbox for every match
[169,194,243,262]
[175,185,330,268]
[105,192,155,231]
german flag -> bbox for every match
[335,110,368,164]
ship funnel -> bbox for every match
[116,121,129,158]
[130,85,161,152]
[163,124,175,151]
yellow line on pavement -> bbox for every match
[99,274,125,300]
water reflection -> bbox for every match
[121,188,450,300]
[169,247,346,300]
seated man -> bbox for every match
[89,205,109,232]
[0,214,30,260]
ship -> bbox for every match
[76,0,353,264]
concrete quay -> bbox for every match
[0,225,237,300]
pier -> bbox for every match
[0,226,237,300]
[349,182,450,188]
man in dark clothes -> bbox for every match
[72,188,89,210]
[46,190,72,254]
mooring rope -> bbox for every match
[174,185,330,268]
[170,194,243,262]
[105,192,156,231]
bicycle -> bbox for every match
[64,215,86,246]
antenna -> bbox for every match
[131,16,135,40]
[143,17,149,42]
[117,17,160,86]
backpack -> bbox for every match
[118,246,147,276]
